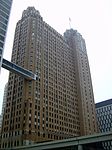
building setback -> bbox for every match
[0,7,97,148]
[96,99,112,150]
[0,0,13,71]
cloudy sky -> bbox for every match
[0,0,112,112]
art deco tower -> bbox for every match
[0,0,13,71]
[64,29,97,135]
[1,7,97,148]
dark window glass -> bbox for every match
[0,48,3,54]
[0,41,3,48]
[1,0,11,10]
[0,22,7,30]
[0,16,8,25]
[0,4,10,14]
[4,0,12,6]
[0,28,6,36]
[0,10,9,19]
[0,35,5,41]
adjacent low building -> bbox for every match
[96,99,112,150]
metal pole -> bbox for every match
[78,145,83,150]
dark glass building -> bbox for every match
[0,0,13,70]
[96,99,112,150]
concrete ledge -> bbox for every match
[10,131,112,150]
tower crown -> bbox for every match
[22,7,40,18]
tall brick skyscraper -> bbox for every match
[1,7,97,148]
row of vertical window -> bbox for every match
[96,105,112,113]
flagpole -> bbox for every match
[69,17,71,29]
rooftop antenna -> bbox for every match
[69,17,72,29]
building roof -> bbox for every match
[95,99,112,108]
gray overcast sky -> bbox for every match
[0,0,112,112]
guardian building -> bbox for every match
[1,7,97,148]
